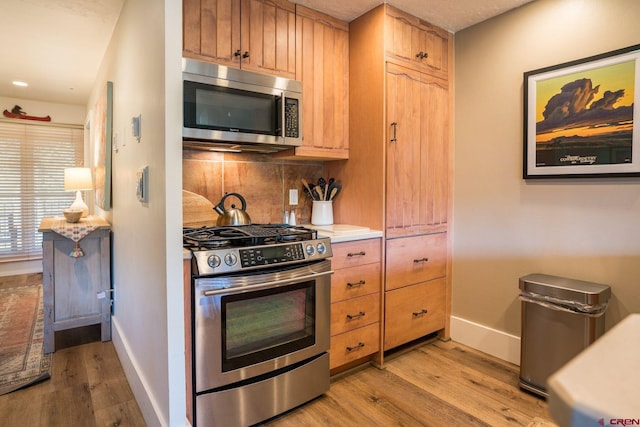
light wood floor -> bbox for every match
[265,339,557,427]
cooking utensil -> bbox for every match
[314,186,324,201]
[213,192,252,226]
[301,178,314,200]
[328,187,338,201]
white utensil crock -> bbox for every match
[311,201,333,225]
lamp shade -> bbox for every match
[64,167,92,218]
[64,167,93,191]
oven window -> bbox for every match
[221,281,315,372]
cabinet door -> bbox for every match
[384,278,445,350]
[385,6,449,78]
[241,0,296,78]
[294,5,349,158]
[386,63,422,235]
[386,62,449,237]
[184,0,242,66]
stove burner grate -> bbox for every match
[183,224,317,251]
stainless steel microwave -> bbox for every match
[182,58,302,153]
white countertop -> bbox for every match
[306,224,383,243]
[548,313,640,426]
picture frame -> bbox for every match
[523,44,640,179]
[93,81,113,209]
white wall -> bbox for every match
[0,97,86,277]
[88,0,184,425]
[453,0,640,361]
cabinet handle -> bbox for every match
[416,51,429,59]
[346,342,365,352]
[390,122,397,143]
[346,311,366,320]
[413,257,429,263]
[242,51,250,59]
[347,280,366,288]
[412,309,429,317]
[347,251,366,257]
[234,49,241,57]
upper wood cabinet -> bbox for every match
[183,0,296,79]
[385,6,449,80]
[277,5,349,160]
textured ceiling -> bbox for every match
[0,0,534,106]
[293,0,535,32]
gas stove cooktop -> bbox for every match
[184,224,332,276]
[183,224,318,250]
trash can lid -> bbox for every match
[519,273,611,304]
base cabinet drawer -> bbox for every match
[330,323,380,369]
[331,263,380,302]
[384,278,446,350]
[330,293,380,335]
[386,233,447,291]
[331,238,381,270]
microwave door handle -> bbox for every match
[202,270,334,296]
[280,91,285,143]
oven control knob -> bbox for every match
[305,244,315,256]
[316,242,327,255]
[207,255,221,269]
[224,253,238,266]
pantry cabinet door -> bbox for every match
[420,72,450,228]
[386,62,422,234]
[386,62,449,237]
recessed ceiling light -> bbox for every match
[12,81,28,87]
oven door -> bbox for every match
[193,260,332,392]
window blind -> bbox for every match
[0,120,84,261]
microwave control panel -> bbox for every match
[284,98,299,138]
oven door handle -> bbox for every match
[201,270,334,296]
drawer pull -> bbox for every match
[412,309,428,317]
[347,251,366,257]
[346,311,366,320]
[347,280,366,288]
[413,257,429,263]
[346,342,365,352]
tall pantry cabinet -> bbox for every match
[327,4,453,357]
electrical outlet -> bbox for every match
[289,189,298,205]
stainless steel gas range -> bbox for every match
[184,224,333,427]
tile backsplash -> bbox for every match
[183,149,324,225]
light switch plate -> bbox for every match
[289,189,298,205]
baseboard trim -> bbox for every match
[450,316,521,365]
[112,317,165,426]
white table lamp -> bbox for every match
[64,167,93,217]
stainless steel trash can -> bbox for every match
[518,273,611,398]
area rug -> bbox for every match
[0,283,52,395]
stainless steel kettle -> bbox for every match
[214,193,252,226]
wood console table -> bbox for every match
[39,216,112,353]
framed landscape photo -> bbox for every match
[523,44,640,179]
